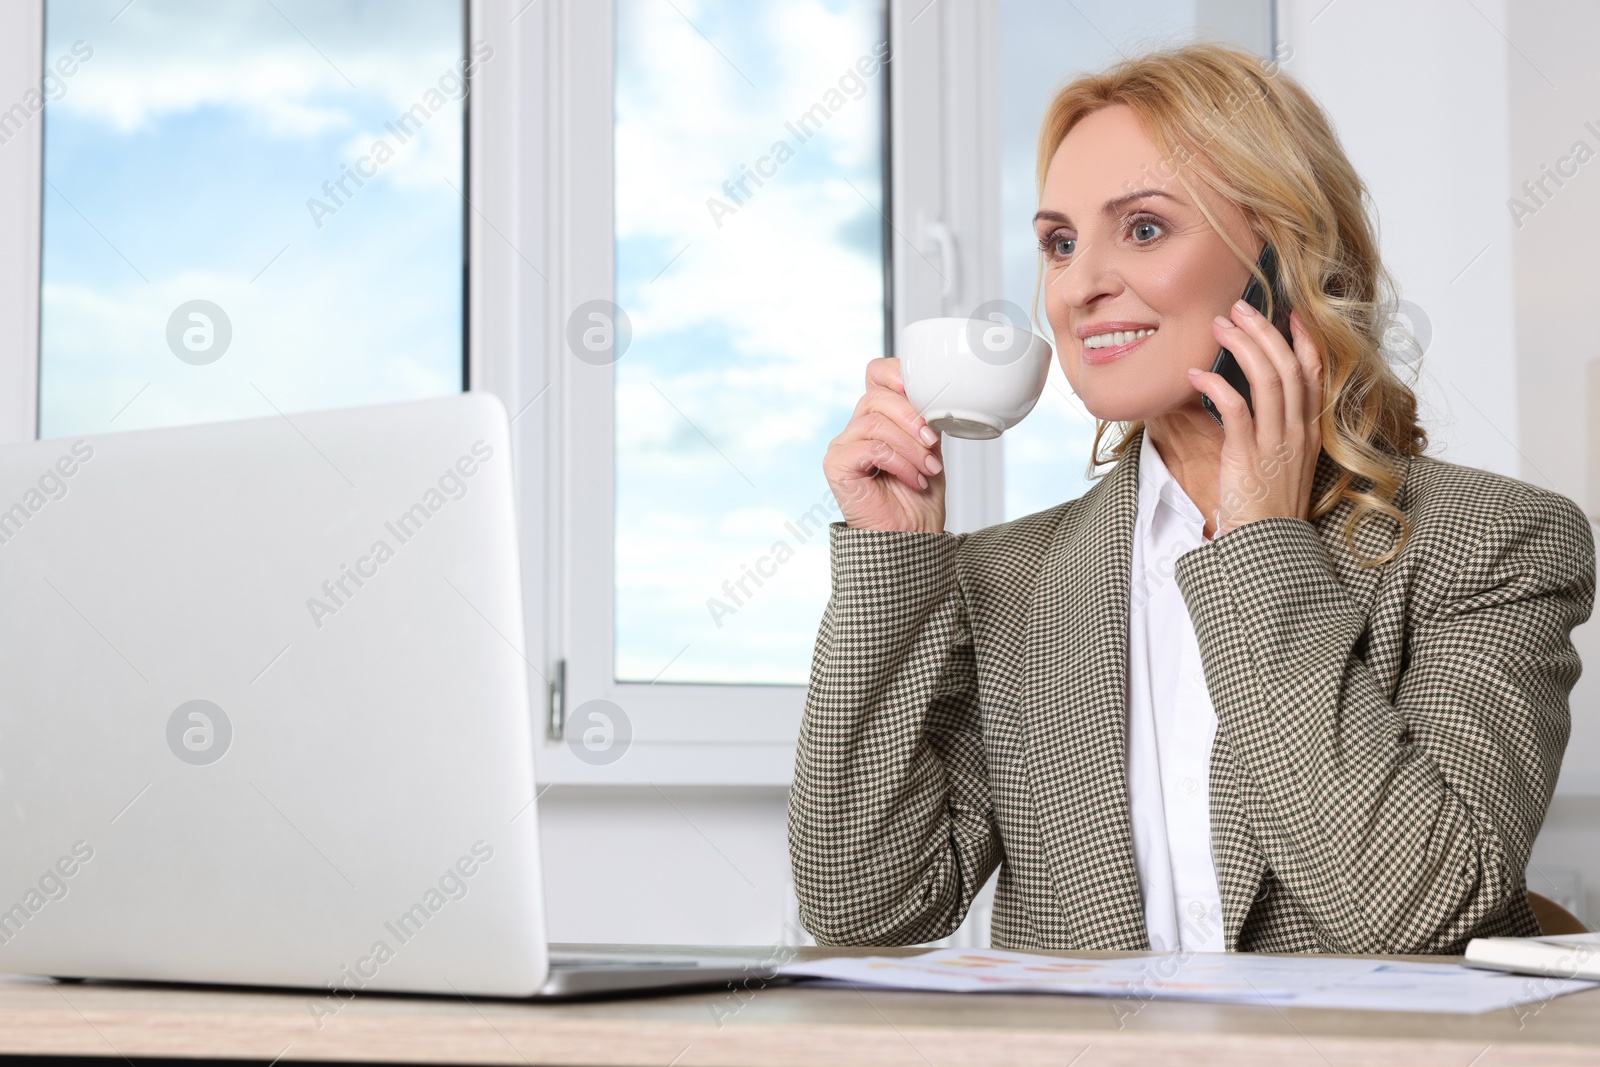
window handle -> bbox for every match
[922,217,958,301]
[548,658,566,741]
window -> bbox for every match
[0,0,1277,784]
[34,0,467,439]
[533,0,901,783]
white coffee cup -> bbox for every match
[900,316,1052,440]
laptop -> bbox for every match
[0,393,774,999]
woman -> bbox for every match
[787,42,1596,955]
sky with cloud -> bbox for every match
[612,0,888,684]
[39,0,465,439]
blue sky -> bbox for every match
[612,0,888,684]
[39,0,464,438]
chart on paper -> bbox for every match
[780,948,1599,1014]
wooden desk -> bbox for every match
[2,945,1598,1066]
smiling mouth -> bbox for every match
[1081,327,1156,363]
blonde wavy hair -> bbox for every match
[1035,40,1426,567]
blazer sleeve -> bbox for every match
[787,521,1002,945]
[1172,487,1597,953]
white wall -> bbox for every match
[537,786,797,945]
[1506,0,1600,919]
[1505,0,1600,793]
[535,0,1600,945]
[1279,0,1521,474]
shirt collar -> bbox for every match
[1136,426,1204,531]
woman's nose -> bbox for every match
[1052,242,1119,312]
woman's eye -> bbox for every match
[1130,218,1164,242]
[1039,233,1075,258]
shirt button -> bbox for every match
[1188,900,1206,920]
[1183,776,1199,796]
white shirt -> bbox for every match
[1125,428,1226,952]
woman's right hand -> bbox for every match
[824,358,946,533]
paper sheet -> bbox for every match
[780,947,1599,1013]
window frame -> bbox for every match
[511,0,1005,785]
[547,0,813,777]
[0,0,43,448]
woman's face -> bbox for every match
[1035,103,1259,424]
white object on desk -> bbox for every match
[1464,932,1600,981]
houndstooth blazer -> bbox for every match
[788,425,1596,954]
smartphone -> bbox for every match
[1201,242,1293,428]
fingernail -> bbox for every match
[919,425,938,446]
[925,455,943,475]
[917,473,929,490]
[1187,367,1202,376]
[1234,299,1256,316]
[1213,314,1233,329]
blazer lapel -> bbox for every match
[1016,427,1149,949]
[1210,445,1408,947]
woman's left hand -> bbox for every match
[1187,304,1324,539]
